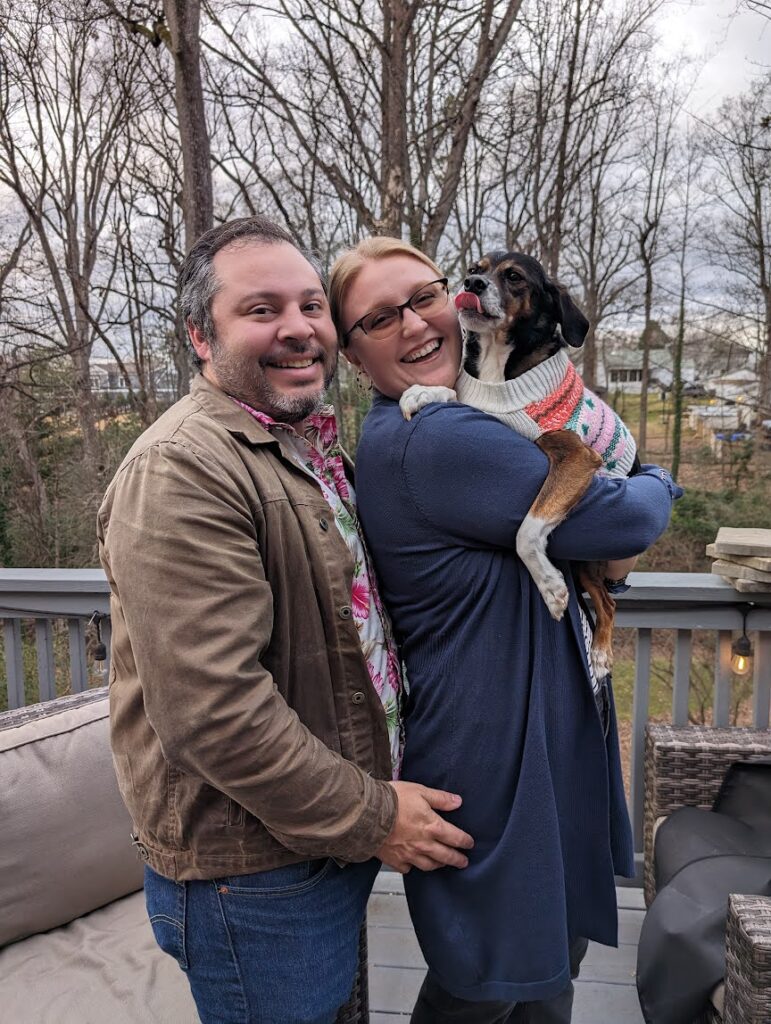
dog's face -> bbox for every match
[455,250,589,381]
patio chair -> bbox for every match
[0,688,369,1023]
[643,723,771,1024]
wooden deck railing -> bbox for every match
[0,570,111,709]
[1,569,770,860]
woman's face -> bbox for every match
[341,255,462,400]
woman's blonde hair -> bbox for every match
[329,236,443,346]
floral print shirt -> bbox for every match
[233,399,404,777]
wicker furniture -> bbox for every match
[644,724,771,1024]
[336,925,370,1024]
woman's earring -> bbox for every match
[354,368,373,395]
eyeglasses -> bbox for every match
[344,279,449,343]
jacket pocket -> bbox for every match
[144,867,188,970]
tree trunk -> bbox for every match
[546,0,583,279]
[671,168,692,482]
[378,1,411,237]
[163,0,213,249]
[756,289,771,462]
[70,342,101,473]
[670,276,686,482]
[638,252,654,459]
[582,325,597,392]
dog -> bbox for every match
[399,250,640,678]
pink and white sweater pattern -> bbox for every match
[455,349,636,478]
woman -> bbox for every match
[328,238,681,1024]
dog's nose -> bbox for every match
[464,275,488,295]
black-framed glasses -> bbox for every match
[344,278,449,343]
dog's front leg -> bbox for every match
[399,384,457,421]
[517,431,601,620]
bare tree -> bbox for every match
[512,0,664,280]
[562,65,644,389]
[204,0,523,258]
[742,1,771,19]
[163,1,213,246]
[670,130,702,481]
[701,74,771,453]
[630,69,683,457]
[0,0,145,471]
[103,0,213,250]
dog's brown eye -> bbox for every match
[505,269,523,282]
[467,266,478,276]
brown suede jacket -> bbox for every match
[97,375,397,881]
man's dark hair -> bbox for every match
[179,217,324,369]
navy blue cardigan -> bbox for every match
[355,396,681,1003]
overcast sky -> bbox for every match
[655,0,770,112]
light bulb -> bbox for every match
[731,633,752,677]
[731,652,751,676]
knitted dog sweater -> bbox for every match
[455,348,636,478]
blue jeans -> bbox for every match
[144,858,380,1024]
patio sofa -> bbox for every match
[0,687,368,1023]
[644,723,771,1024]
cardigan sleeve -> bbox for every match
[401,403,681,560]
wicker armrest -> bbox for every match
[0,687,107,732]
[643,725,771,906]
[721,895,771,1024]
[333,922,369,1023]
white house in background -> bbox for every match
[89,357,176,397]
[594,348,697,395]
[90,358,140,393]
[704,365,759,404]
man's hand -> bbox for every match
[375,781,474,874]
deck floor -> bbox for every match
[368,872,645,1023]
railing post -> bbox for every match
[35,619,57,702]
[3,619,25,709]
[752,631,770,729]
[713,631,733,727]
[672,629,691,726]
[68,618,88,693]
[631,627,652,851]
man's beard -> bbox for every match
[209,340,338,423]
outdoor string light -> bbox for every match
[731,604,754,677]
[89,611,108,674]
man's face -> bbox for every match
[191,241,338,422]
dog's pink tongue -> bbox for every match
[455,291,482,313]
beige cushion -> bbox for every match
[0,889,197,1022]
[0,691,143,947]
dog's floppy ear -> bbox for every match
[548,282,589,348]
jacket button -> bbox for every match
[319,517,329,531]
[339,605,352,619]
[351,691,365,704]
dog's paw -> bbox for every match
[590,645,612,680]
[399,385,457,421]
[541,575,569,620]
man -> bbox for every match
[97,217,473,1024]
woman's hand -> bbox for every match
[376,781,474,874]
[603,555,638,585]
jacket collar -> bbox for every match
[189,374,277,446]
[188,375,354,484]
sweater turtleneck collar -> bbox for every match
[455,348,570,414]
